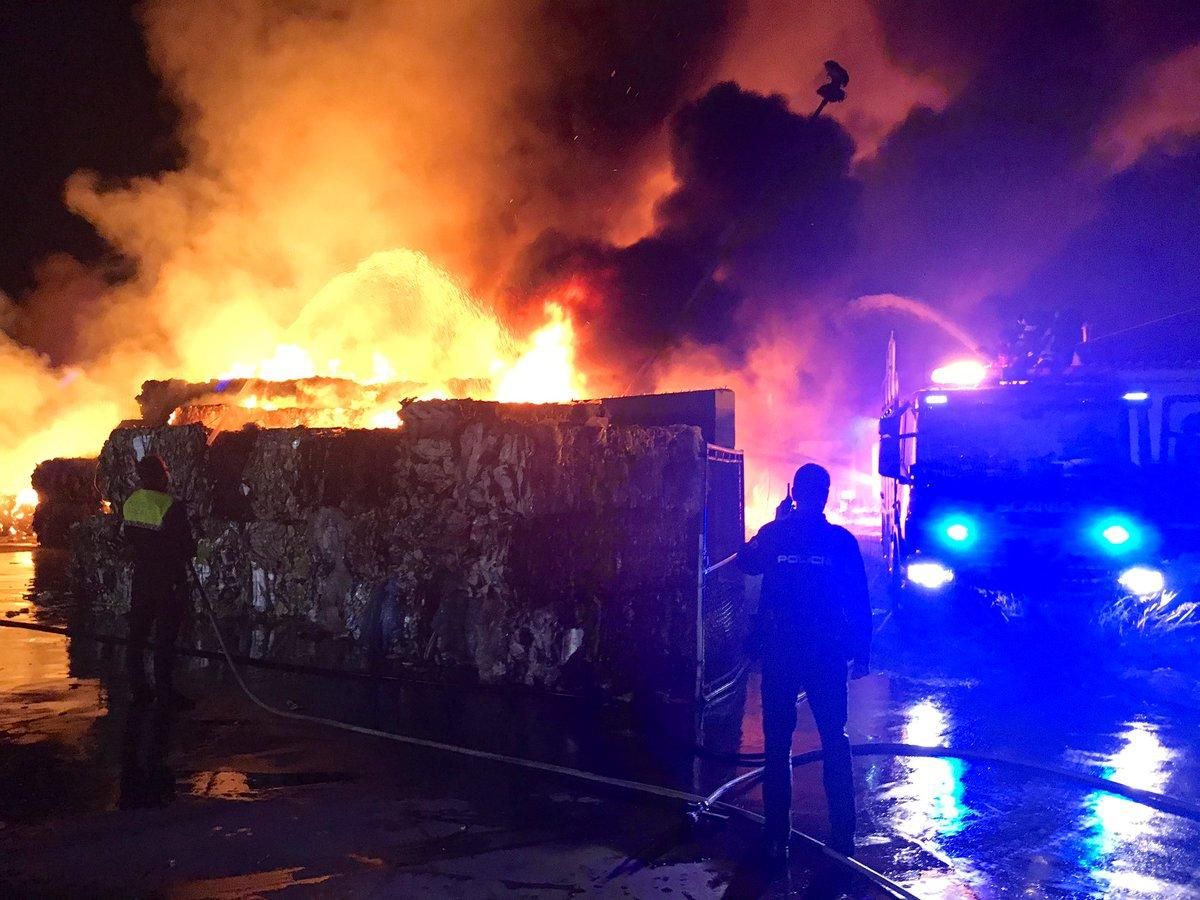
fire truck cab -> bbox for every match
[879,364,1200,606]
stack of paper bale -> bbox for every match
[30,458,102,548]
[72,401,709,705]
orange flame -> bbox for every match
[496,304,586,403]
[213,253,588,423]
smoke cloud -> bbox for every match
[1094,43,1200,173]
[0,0,733,493]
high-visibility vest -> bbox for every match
[122,488,175,531]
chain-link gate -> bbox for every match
[696,445,747,716]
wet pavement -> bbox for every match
[2,545,1200,897]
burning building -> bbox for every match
[68,384,746,720]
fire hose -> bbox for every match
[186,547,1200,897]
[690,735,1200,825]
[178,565,920,900]
[691,551,1200,828]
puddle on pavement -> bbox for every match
[185,769,355,799]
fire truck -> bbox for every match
[878,334,1200,609]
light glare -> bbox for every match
[1122,391,1149,402]
[924,394,949,406]
[945,522,970,542]
[907,561,955,590]
[1118,566,1165,597]
[1102,524,1131,545]
[931,359,987,387]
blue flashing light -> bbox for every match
[907,560,955,590]
[924,394,949,406]
[1122,391,1149,402]
[1101,524,1131,546]
[932,512,980,551]
[1118,566,1165,598]
[945,522,971,543]
[1090,515,1144,556]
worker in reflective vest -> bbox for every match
[122,454,196,708]
[738,463,872,863]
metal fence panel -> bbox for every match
[698,446,747,704]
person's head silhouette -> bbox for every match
[791,463,831,514]
[135,454,170,493]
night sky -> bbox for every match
[1,2,178,294]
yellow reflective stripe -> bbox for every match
[122,489,174,530]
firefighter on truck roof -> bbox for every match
[737,463,872,863]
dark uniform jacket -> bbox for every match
[122,488,195,586]
[737,511,872,666]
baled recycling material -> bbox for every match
[31,457,102,548]
[73,403,710,704]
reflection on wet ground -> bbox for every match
[845,651,1200,898]
[2,545,1199,897]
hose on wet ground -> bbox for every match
[693,691,1200,822]
[691,740,1200,824]
[168,567,921,900]
[694,551,1200,824]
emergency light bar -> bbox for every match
[930,359,988,387]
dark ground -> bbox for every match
[1,545,1199,898]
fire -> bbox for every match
[370,410,402,429]
[209,253,588,430]
[496,304,586,404]
[223,345,318,382]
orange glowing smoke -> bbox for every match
[654,325,882,537]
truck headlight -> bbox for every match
[1117,566,1165,598]
[907,561,955,590]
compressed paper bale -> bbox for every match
[137,379,208,426]
[240,428,407,521]
[31,458,100,504]
[139,377,435,427]
[67,514,129,613]
[30,458,103,548]
[98,425,213,518]
[32,500,101,548]
[315,430,405,515]
[523,423,705,517]
[307,507,357,631]
[239,429,329,521]
[505,500,700,701]
[193,519,249,616]
[206,429,259,521]
[242,520,311,619]
[78,399,727,706]
[457,422,534,517]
